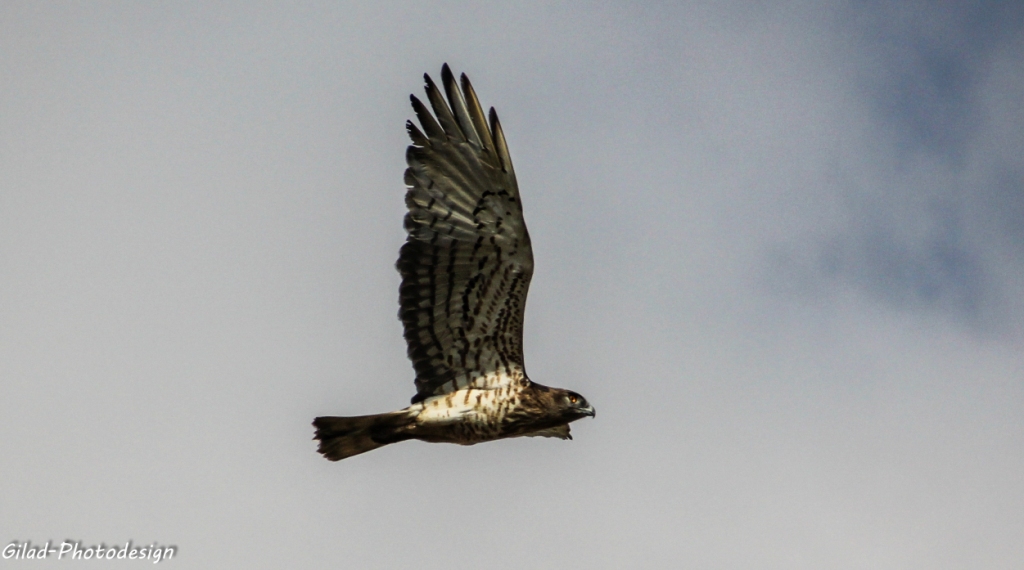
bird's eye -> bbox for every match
[569,395,578,404]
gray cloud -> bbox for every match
[842,0,1022,158]
[764,0,1024,336]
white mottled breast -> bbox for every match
[412,373,526,437]
[415,387,508,423]
[434,368,527,396]
[413,393,479,423]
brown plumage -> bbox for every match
[313,65,594,461]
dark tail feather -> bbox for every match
[312,412,414,461]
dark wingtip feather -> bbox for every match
[423,69,463,141]
[410,94,444,139]
[460,73,492,152]
[489,106,513,173]
[441,64,482,148]
[406,120,428,147]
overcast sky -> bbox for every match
[2,2,1022,568]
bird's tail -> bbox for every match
[312,411,415,461]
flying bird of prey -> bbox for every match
[313,65,595,461]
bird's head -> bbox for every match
[559,390,596,420]
[525,382,596,423]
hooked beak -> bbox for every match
[582,405,596,418]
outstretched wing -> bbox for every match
[397,64,533,404]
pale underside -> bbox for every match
[409,379,573,444]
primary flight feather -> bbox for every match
[313,65,594,461]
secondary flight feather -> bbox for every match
[313,64,594,461]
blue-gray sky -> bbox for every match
[2,2,1022,568]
